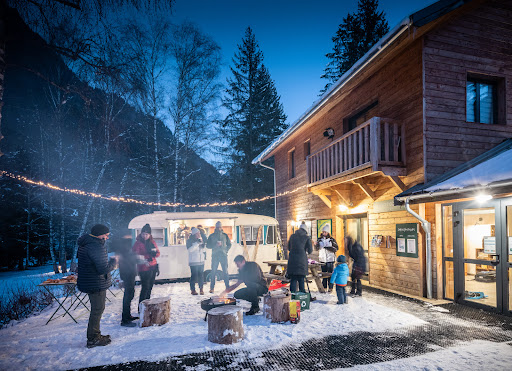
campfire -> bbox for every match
[200,297,236,320]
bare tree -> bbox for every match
[167,22,222,207]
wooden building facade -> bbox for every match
[253,0,512,304]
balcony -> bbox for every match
[307,117,406,189]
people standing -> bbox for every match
[187,227,206,295]
[112,229,139,327]
[330,255,349,304]
[346,235,366,296]
[287,223,313,293]
[132,224,160,304]
[315,225,338,292]
[221,255,268,315]
[207,221,231,293]
[77,224,116,348]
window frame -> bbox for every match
[303,139,311,161]
[466,73,505,125]
[288,148,296,179]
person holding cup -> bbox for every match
[206,221,231,293]
[132,223,160,304]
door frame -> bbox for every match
[452,198,510,314]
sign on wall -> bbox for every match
[396,223,418,258]
[317,219,332,239]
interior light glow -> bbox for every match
[475,194,492,202]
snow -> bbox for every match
[344,340,512,370]
[0,281,426,370]
[425,149,512,191]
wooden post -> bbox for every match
[139,297,171,328]
[207,305,244,344]
[370,117,380,171]
[263,289,290,323]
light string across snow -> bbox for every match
[0,170,306,208]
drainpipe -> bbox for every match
[405,197,432,299]
[257,162,277,220]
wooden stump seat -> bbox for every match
[207,305,244,344]
[139,296,171,328]
[263,288,290,323]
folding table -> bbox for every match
[38,282,90,325]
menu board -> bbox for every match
[396,223,418,258]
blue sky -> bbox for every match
[171,0,437,125]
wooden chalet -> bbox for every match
[253,0,512,313]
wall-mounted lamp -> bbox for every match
[338,204,348,212]
[323,127,335,139]
[475,194,492,203]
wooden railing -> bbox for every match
[307,117,406,186]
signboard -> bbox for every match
[396,223,418,258]
[483,236,496,254]
[317,219,332,239]
[373,199,406,213]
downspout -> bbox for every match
[257,162,277,220]
[405,197,432,299]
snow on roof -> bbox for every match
[425,149,512,192]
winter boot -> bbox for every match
[200,288,204,295]
[87,335,111,348]
[128,315,139,321]
[191,290,198,295]
[121,320,137,327]
[246,306,260,315]
[209,289,214,294]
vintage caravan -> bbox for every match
[128,211,281,281]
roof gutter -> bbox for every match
[395,180,512,203]
[252,16,413,165]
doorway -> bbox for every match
[450,197,511,314]
[344,214,369,279]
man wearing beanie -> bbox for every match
[132,223,160,304]
[77,224,116,348]
[287,222,313,293]
[206,221,231,293]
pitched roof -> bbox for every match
[395,139,512,203]
[252,0,474,165]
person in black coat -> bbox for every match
[221,255,268,315]
[77,224,116,348]
[111,229,139,327]
[287,223,313,293]
[345,235,366,296]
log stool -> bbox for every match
[138,297,171,328]
[207,305,244,344]
[263,289,290,323]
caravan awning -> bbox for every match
[395,139,512,204]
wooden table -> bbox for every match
[263,260,327,293]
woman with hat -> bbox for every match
[315,224,338,292]
[132,223,160,304]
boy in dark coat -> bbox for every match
[287,223,313,293]
[221,255,268,315]
[346,236,366,296]
[77,224,116,348]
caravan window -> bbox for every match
[266,225,277,245]
[240,226,264,245]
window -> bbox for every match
[346,101,378,132]
[288,149,295,179]
[466,78,498,124]
[240,226,264,245]
[303,139,311,160]
[266,225,277,245]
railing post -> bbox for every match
[370,117,380,171]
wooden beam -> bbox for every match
[317,194,332,208]
[352,180,376,201]
[388,175,406,192]
[330,187,352,207]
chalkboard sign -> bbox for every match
[396,223,418,258]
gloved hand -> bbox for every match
[150,248,157,257]
[155,264,160,276]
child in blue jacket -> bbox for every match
[330,255,349,304]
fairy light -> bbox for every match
[0,170,306,208]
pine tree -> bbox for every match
[220,27,287,216]
[321,0,389,93]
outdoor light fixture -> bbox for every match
[323,127,335,139]
[475,194,493,202]
[338,204,348,212]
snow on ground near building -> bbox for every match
[0,281,426,370]
[345,340,512,371]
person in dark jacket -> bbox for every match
[111,229,139,327]
[132,224,160,304]
[315,224,338,292]
[187,227,206,295]
[221,255,268,315]
[287,223,313,293]
[346,236,366,296]
[77,224,116,348]
[206,221,231,293]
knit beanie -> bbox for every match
[215,221,222,228]
[300,223,308,232]
[322,224,330,233]
[141,224,152,234]
[91,224,109,236]
[191,227,199,235]
[337,254,346,263]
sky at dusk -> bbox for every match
[171,0,437,126]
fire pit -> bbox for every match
[200,297,236,321]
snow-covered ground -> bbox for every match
[0,281,427,370]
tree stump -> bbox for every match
[207,305,244,344]
[263,289,290,323]
[139,297,171,328]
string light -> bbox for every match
[0,170,306,208]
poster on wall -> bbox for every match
[317,219,332,239]
[396,223,418,258]
[483,236,496,254]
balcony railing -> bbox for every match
[307,117,406,186]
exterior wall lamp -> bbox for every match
[323,128,335,139]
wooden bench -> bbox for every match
[263,273,290,283]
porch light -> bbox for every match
[475,194,492,202]
[338,204,348,212]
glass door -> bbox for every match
[453,200,507,312]
[502,201,512,314]
[344,214,369,279]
